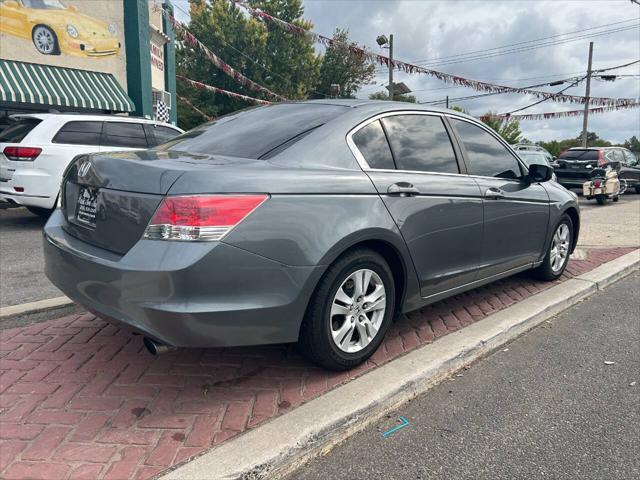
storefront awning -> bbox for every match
[0,60,135,113]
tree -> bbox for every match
[314,29,375,99]
[450,105,468,114]
[537,131,612,157]
[368,91,417,103]
[481,112,522,144]
[622,135,640,152]
[176,0,321,129]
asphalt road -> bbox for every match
[289,272,640,480]
[0,206,62,307]
[0,193,638,308]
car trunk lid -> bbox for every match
[60,150,260,254]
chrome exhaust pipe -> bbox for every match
[143,337,177,355]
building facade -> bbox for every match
[0,0,177,128]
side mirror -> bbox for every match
[528,163,553,183]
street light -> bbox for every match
[376,34,394,100]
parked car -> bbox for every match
[513,143,554,158]
[0,113,183,216]
[554,146,639,191]
[0,0,121,57]
[517,150,558,182]
[43,101,579,370]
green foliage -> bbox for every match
[537,131,612,157]
[177,0,324,130]
[314,29,375,99]
[368,91,417,103]
[622,135,640,152]
[480,112,522,144]
[450,105,468,114]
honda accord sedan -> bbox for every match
[44,100,580,370]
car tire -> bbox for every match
[32,25,60,55]
[26,206,54,219]
[635,186,640,194]
[596,194,607,205]
[532,214,573,281]
[299,248,395,371]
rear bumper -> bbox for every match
[554,174,590,188]
[43,210,324,348]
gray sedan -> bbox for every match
[43,100,580,370]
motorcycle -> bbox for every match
[582,163,627,205]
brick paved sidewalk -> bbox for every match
[0,248,634,480]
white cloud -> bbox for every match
[304,0,640,142]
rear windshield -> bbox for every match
[156,103,348,159]
[519,152,550,166]
[559,150,599,160]
[0,118,42,143]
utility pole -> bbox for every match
[388,34,394,101]
[581,42,594,148]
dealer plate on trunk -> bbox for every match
[76,186,98,228]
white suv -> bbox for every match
[0,113,183,216]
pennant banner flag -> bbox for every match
[177,75,272,106]
[482,101,640,121]
[233,0,636,108]
[178,94,216,121]
[167,13,286,102]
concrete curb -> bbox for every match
[158,248,637,480]
[0,296,73,319]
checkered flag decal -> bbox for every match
[154,100,170,123]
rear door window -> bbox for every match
[52,121,102,146]
[102,122,149,148]
[382,114,459,173]
[145,124,181,147]
[0,118,42,143]
[451,119,522,179]
[351,120,395,170]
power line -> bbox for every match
[373,24,638,70]
[407,18,638,65]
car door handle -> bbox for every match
[484,187,505,199]
[387,182,420,196]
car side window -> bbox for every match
[351,120,395,170]
[612,150,625,163]
[381,115,459,173]
[52,121,102,146]
[451,119,522,179]
[150,125,181,146]
[101,122,149,148]
[623,149,637,166]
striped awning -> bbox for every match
[0,60,134,113]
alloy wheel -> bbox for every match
[33,27,55,54]
[330,269,386,353]
[550,223,570,273]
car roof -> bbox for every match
[9,112,180,128]
[567,146,625,151]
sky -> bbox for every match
[174,0,640,143]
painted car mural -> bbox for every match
[0,0,120,57]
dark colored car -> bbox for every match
[43,101,580,370]
[554,147,639,191]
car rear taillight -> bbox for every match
[597,150,606,167]
[3,146,42,161]
[593,180,602,188]
[144,194,268,241]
